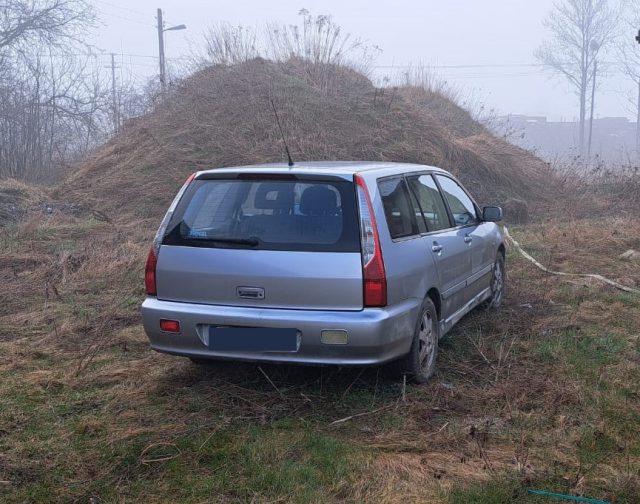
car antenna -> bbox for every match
[270,98,294,167]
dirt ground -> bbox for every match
[1,212,639,503]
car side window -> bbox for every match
[407,175,451,232]
[377,177,417,239]
[435,175,478,227]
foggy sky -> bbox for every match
[90,0,636,122]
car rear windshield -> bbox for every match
[163,178,360,252]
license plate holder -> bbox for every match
[208,327,298,352]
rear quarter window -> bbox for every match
[377,177,418,239]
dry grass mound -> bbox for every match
[0,179,46,225]
[64,58,553,222]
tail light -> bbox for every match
[355,175,387,307]
[145,172,196,296]
[144,248,157,295]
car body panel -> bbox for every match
[464,221,498,297]
[141,161,504,366]
[156,247,364,310]
[142,296,421,365]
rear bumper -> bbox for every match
[141,297,422,366]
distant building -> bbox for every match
[497,115,639,163]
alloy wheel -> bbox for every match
[418,311,437,372]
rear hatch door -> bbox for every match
[155,174,363,311]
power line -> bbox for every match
[34,52,188,62]
[93,0,148,18]
[94,0,155,28]
[33,53,600,68]
[373,63,544,69]
[99,10,155,28]
[27,53,630,78]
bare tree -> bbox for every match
[0,0,105,181]
[0,0,93,55]
[617,0,640,156]
[536,0,618,156]
[0,52,113,180]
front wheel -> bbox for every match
[484,253,505,310]
[393,297,439,384]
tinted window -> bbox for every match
[163,179,359,252]
[378,177,417,239]
[435,175,478,226]
[407,175,451,232]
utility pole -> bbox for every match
[110,54,119,132]
[587,58,597,158]
[157,8,166,93]
[156,9,186,93]
[104,54,120,133]
[636,30,640,155]
[636,78,640,154]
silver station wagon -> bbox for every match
[141,162,505,382]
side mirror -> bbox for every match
[482,206,503,222]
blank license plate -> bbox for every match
[209,327,298,352]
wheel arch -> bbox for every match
[426,287,442,321]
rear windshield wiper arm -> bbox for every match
[188,237,260,246]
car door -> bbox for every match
[434,175,493,299]
[375,175,435,308]
[406,174,472,320]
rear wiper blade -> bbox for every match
[189,237,259,246]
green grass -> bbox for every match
[448,479,539,504]
[3,409,367,503]
[0,362,371,503]
[602,291,640,308]
[533,328,625,383]
[448,478,628,504]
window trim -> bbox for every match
[405,181,428,235]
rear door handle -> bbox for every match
[432,243,443,253]
[464,234,473,243]
[237,286,265,299]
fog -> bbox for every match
[91,0,636,122]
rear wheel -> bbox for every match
[484,254,505,310]
[393,297,439,384]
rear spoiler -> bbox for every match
[194,171,351,182]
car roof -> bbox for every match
[195,161,448,180]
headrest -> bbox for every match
[300,186,338,216]
[254,183,294,211]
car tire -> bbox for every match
[393,297,439,384]
[483,253,505,310]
